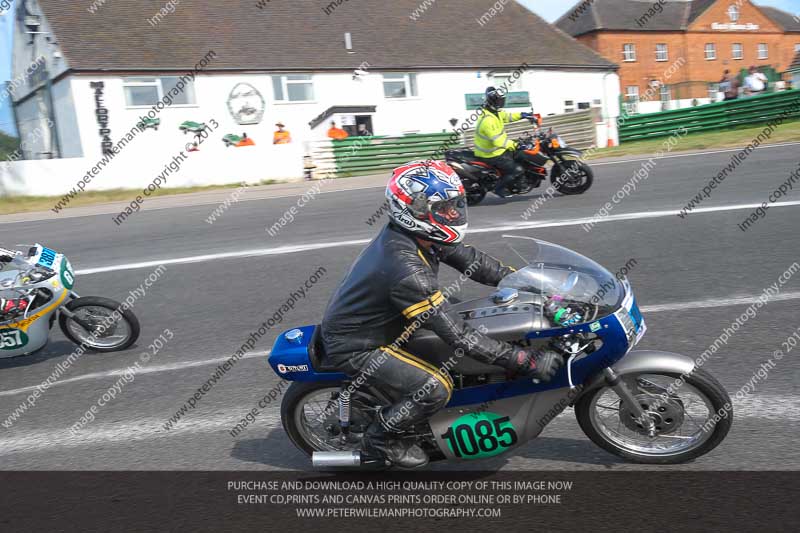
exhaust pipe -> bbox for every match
[312,451,362,468]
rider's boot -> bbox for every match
[363,416,429,469]
[492,185,511,198]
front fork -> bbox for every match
[57,291,95,333]
[603,367,657,437]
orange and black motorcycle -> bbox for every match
[445,117,594,205]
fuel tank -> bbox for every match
[405,291,551,375]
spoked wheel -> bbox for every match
[551,161,593,195]
[58,296,140,352]
[281,381,377,457]
[575,369,732,464]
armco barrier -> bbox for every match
[310,109,599,178]
[618,90,800,143]
[309,133,453,178]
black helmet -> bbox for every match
[485,86,506,111]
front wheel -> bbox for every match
[575,369,732,464]
[551,161,593,195]
[58,296,140,353]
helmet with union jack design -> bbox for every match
[386,160,468,245]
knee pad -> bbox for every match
[417,375,450,412]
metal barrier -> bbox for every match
[310,109,600,178]
[309,133,454,178]
[618,89,800,143]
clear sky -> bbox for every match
[1,0,799,135]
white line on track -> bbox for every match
[0,352,265,398]
[1,290,799,399]
[8,142,799,226]
[0,394,795,454]
[75,199,800,276]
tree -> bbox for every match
[0,131,21,161]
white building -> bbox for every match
[3,0,620,196]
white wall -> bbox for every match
[4,68,619,197]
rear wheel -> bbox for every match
[281,381,380,457]
[58,296,140,352]
[575,369,732,464]
[551,161,593,195]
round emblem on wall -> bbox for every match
[227,83,266,125]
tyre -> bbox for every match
[281,380,383,457]
[58,296,140,353]
[575,369,732,464]
[466,188,487,206]
[551,161,593,195]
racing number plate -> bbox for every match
[616,292,646,348]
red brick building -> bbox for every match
[557,0,800,111]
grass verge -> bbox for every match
[586,117,800,160]
[0,180,281,215]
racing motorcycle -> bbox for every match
[446,118,594,205]
[0,244,140,358]
[269,236,732,468]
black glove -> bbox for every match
[501,348,563,382]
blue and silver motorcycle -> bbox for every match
[269,237,732,468]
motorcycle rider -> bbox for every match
[474,86,535,198]
[320,161,569,468]
[0,252,29,322]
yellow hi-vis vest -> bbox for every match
[474,109,523,158]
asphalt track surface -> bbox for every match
[1,142,799,471]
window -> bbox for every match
[272,75,315,102]
[624,86,639,114]
[623,44,636,62]
[796,44,800,53]
[123,77,196,107]
[383,73,418,98]
[564,100,575,113]
[578,102,591,110]
[705,43,717,60]
[728,5,740,22]
[491,72,519,90]
[758,43,768,59]
[732,43,743,60]
[660,85,670,102]
[656,44,668,62]
[708,83,720,101]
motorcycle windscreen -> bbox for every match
[498,235,626,324]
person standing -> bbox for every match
[744,66,768,96]
[273,122,292,144]
[719,70,739,101]
[327,121,349,140]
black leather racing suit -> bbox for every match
[320,222,516,432]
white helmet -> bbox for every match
[386,161,468,245]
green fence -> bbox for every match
[618,89,800,143]
[323,133,455,177]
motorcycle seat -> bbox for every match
[445,149,478,162]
